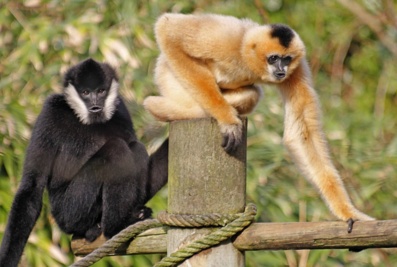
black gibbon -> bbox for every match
[0,58,168,267]
[144,13,373,226]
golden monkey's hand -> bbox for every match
[346,211,374,233]
[347,218,355,234]
[219,121,243,153]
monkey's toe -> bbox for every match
[85,224,102,242]
[221,134,239,153]
[138,207,153,220]
[219,123,243,153]
[347,218,355,233]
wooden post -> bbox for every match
[167,118,247,267]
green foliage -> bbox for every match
[0,0,396,266]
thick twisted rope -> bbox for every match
[70,219,162,267]
[70,204,256,267]
[157,210,240,227]
[154,203,257,267]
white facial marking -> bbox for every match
[64,84,90,124]
[266,65,277,82]
[103,79,119,120]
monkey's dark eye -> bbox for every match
[98,89,106,94]
[283,56,292,65]
[82,90,89,96]
[267,55,279,64]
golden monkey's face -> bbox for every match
[242,24,305,84]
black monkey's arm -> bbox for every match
[0,172,47,267]
[145,138,169,202]
[0,98,57,267]
[0,130,53,266]
[114,97,168,203]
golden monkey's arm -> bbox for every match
[279,60,374,227]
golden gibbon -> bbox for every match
[144,13,374,230]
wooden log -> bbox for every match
[233,220,397,251]
[167,118,247,267]
[72,220,397,256]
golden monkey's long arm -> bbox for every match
[278,60,374,222]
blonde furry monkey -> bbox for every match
[144,13,374,230]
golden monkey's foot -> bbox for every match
[347,218,354,233]
[219,122,243,153]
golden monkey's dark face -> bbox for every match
[266,54,293,82]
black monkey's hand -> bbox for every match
[219,121,243,153]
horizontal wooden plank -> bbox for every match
[234,220,397,251]
[71,219,397,256]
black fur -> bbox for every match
[270,24,294,48]
[0,59,168,267]
[63,58,116,91]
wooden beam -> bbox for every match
[234,220,397,251]
[72,219,397,256]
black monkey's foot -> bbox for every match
[347,218,355,233]
[137,206,153,220]
[85,224,102,242]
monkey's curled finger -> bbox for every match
[347,218,355,233]
[219,123,243,153]
[221,134,235,152]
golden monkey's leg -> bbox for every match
[155,50,242,152]
[144,58,207,121]
[222,85,263,115]
[143,96,207,122]
[278,60,374,230]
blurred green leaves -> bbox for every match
[0,0,396,266]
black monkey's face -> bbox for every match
[79,87,108,114]
[63,59,119,125]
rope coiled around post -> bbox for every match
[70,204,256,267]
[154,203,257,267]
[157,210,241,227]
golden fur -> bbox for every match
[144,13,373,222]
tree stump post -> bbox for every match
[167,118,247,267]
